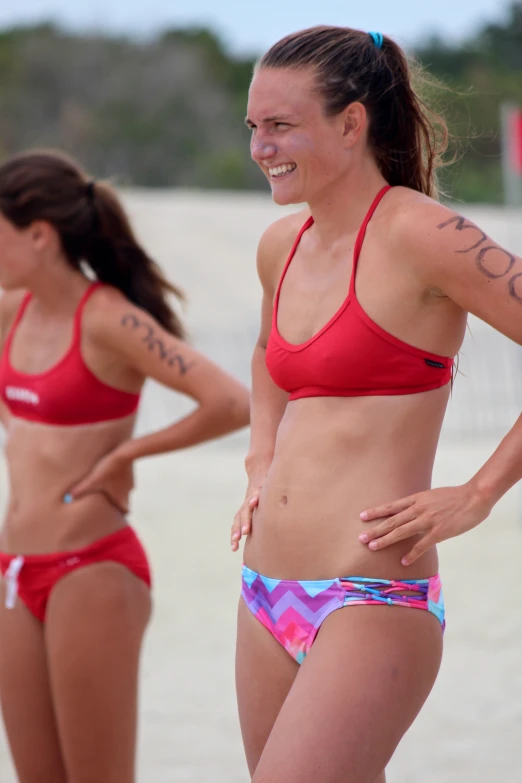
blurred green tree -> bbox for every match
[0,5,521,201]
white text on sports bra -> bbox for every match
[5,386,40,406]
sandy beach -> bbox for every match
[1,191,522,782]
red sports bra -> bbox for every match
[266,186,454,400]
[0,283,140,425]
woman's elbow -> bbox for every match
[213,385,250,433]
[228,386,251,431]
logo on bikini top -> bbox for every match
[5,386,40,406]
[424,359,445,370]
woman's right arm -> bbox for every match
[231,214,304,552]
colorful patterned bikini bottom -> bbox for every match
[241,564,445,664]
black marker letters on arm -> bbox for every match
[437,216,521,304]
[121,314,195,374]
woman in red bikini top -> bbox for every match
[231,26,522,783]
[0,150,249,783]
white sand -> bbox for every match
[1,192,522,782]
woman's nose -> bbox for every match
[251,137,278,163]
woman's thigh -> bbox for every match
[45,561,152,783]
[236,598,300,775]
[0,586,67,783]
[252,604,443,783]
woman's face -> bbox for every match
[247,67,359,205]
[0,213,36,290]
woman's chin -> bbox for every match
[270,186,301,206]
[0,278,22,291]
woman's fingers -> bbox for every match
[65,483,128,514]
[241,495,259,534]
[359,508,418,544]
[231,493,260,551]
[363,520,423,551]
[402,532,439,566]
[360,495,415,522]
[231,511,242,551]
[362,520,438,565]
[68,477,93,500]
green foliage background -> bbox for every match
[0,3,521,201]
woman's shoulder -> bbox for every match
[84,282,127,310]
[81,283,138,339]
[373,186,462,258]
[377,186,453,233]
[374,186,493,299]
[256,209,310,291]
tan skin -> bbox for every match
[230,67,522,783]
[0,215,250,783]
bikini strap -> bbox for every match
[349,185,393,295]
[1,291,33,358]
[272,216,314,322]
[72,281,105,342]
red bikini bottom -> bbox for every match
[0,526,151,623]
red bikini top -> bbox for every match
[0,283,140,426]
[266,186,453,400]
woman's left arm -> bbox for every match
[70,290,250,506]
[359,201,522,565]
[103,291,250,456]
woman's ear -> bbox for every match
[28,220,57,253]
[341,102,368,148]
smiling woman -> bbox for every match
[245,27,447,205]
[0,149,250,783]
[231,24,522,783]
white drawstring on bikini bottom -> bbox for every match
[4,556,24,609]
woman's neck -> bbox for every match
[26,266,92,316]
[307,160,388,248]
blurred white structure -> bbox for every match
[501,103,522,208]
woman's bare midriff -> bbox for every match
[244,386,450,580]
[1,414,136,554]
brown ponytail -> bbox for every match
[0,149,186,338]
[258,26,450,199]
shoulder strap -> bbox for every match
[273,216,314,317]
[350,185,393,295]
[72,282,104,342]
[1,291,32,359]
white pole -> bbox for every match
[500,102,522,208]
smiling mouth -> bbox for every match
[267,163,297,179]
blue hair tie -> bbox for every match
[369,32,384,49]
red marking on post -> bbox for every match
[509,109,522,174]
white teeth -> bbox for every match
[268,163,297,178]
